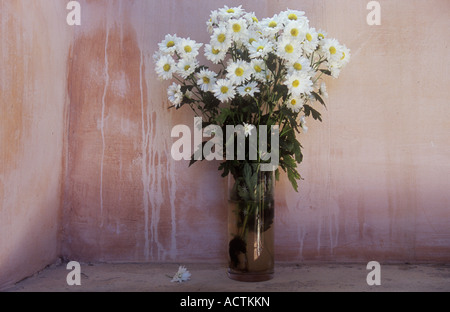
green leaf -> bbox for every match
[311,91,327,108]
[320,69,332,76]
[304,105,323,122]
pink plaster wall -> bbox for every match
[0,1,72,289]
[1,0,449,289]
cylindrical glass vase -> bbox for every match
[227,167,275,282]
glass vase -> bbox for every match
[227,166,275,282]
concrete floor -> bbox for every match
[4,261,450,292]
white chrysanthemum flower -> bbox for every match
[322,38,342,62]
[206,10,220,33]
[286,96,304,113]
[279,9,306,24]
[243,12,259,28]
[226,60,252,85]
[320,82,328,99]
[243,123,256,137]
[176,58,198,79]
[338,44,351,67]
[171,266,191,283]
[177,38,203,59]
[210,26,232,51]
[300,116,308,133]
[158,34,180,55]
[303,28,319,54]
[228,18,248,42]
[196,69,217,92]
[260,15,282,35]
[167,83,183,107]
[282,21,307,42]
[317,29,327,41]
[237,81,260,97]
[285,72,313,96]
[328,61,342,78]
[248,38,273,59]
[155,55,176,80]
[276,38,303,63]
[218,5,244,20]
[250,59,268,81]
[287,57,311,75]
[213,79,236,102]
[204,44,227,64]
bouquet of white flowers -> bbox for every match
[154,5,349,191]
[154,5,350,280]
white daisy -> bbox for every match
[218,5,244,20]
[226,60,252,85]
[237,81,260,97]
[243,123,256,137]
[260,15,282,36]
[204,44,227,64]
[322,38,342,62]
[283,21,307,42]
[171,266,191,283]
[338,44,351,67]
[285,73,313,96]
[196,69,217,92]
[228,18,248,42]
[248,38,273,59]
[303,28,319,55]
[300,116,308,133]
[210,26,232,51]
[250,59,268,81]
[286,57,311,75]
[320,82,328,99]
[176,58,198,79]
[276,38,303,63]
[286,96,304,113]
[177,38,203,59]
[279,9,306,24]
[213,79,236,102]
[155,55,176,80]
[158,34,179,55]
[167,83,183,107]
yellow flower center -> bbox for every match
[249,38,256,44]
[235,67,244,77]
[252,17,259,23]
[245,87,252,93]
[221,86,229,94]
[217,34,226,43]
[341,52,346,60]
[288,13,297,20]
[232,23,241,33]
[291,99,297,105]
[212,48,220,55]
[184,65,190,71]
[290,28,299,37]
[166,41,175,48]
[203,77,210,84]
[257,46,264,51]
[227,9,235,13]
[306,33,313,42]
[318,33,325,39]
[329,46,337,55]
[294,63,302,71]
[268,21,277,28]
[254,65,262,73]
[163,64,171,72]
[292,80,300,88]
[285,44,294,54]
[184,45,192,53]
